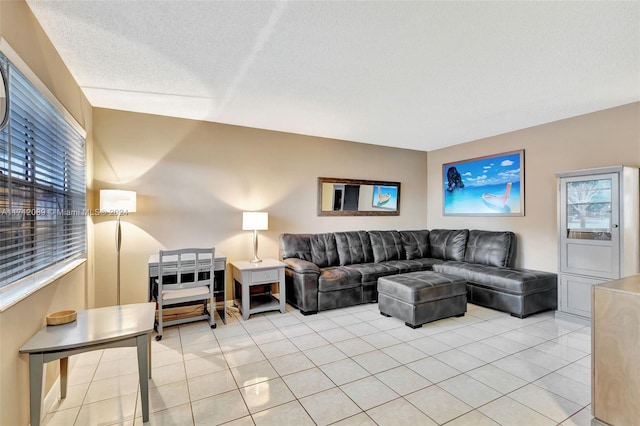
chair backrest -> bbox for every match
[157,247,215,290]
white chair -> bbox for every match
[153,247,216,341]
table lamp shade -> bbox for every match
[242,211,268,231]
[100,190,137,213]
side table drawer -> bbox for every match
[251,268,279,283]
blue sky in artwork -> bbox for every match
[372,185,398,209]
[446,152,521,188]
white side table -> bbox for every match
[230,259,286,320]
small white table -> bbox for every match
[19,303,155,426]
[230,259,286,320]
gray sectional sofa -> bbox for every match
[279,229,557,318]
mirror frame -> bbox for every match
[0,63,7,131]
[317,177,401,216]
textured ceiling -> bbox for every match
[26,1,640,152]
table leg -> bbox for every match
[28,353,44,426]
[241,278,250,321]
[60,357,68,398]
[148,333,152,379]
[279,274,286,314]
[136,334,150,422]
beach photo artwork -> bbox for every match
[443,150,524,216]
[372,185,398,210]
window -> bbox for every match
[0,50,86,289]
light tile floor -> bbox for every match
[43,304,594,425]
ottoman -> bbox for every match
[378,271,467,328]
[433,263,558,318]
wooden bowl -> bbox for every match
[46,310,77,326]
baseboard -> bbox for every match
[555,310,591,326]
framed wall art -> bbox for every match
[443,150,524,216]
[371,185,398,210]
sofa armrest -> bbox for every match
[283,258,321,275]
[283,258,320,314]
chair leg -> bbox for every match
[208,295,216,329]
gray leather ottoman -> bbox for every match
[433,263,558,318]
[378,271,467,328]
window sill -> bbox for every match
[0,258,87,312]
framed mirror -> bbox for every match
[0,64,7,131]
[318,177,401,216]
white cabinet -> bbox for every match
[556,166,639,324]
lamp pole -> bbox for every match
[115,210,122,305]
[100,189,136,306]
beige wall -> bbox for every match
[427,102,640,271]
[92,107,429,306]
[0,1,93,425]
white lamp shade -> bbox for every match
[242,211,268,231]
[100,189,137,213]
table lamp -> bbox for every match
[242,211,268,263]
[100,189,137,304]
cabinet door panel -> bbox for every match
[559,172,620,278]
[560,274,605,317]
[565,243,615,278]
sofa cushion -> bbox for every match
[334,231,374,266]
[380,260,427,274]
[400,258,445,270]
[429,229,469,261]
[344,262,400,284]
[369,230,405,262]
[433,262,557,295]
[400,230,431,260]
[464,230,516,267]
[280,233,339,268]
[318,266,362,292]
[310,233,340,267]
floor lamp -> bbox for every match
[100,189,137,305]
[242,211,268,263]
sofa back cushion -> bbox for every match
[464,230,517,267]
[334,231,374,265]
[429,229,469,261]
[369,230,405,262]
[400,230,430,260]
[279,233,339,268]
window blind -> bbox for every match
[0,51,86,288]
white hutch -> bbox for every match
[555,165,639,324]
